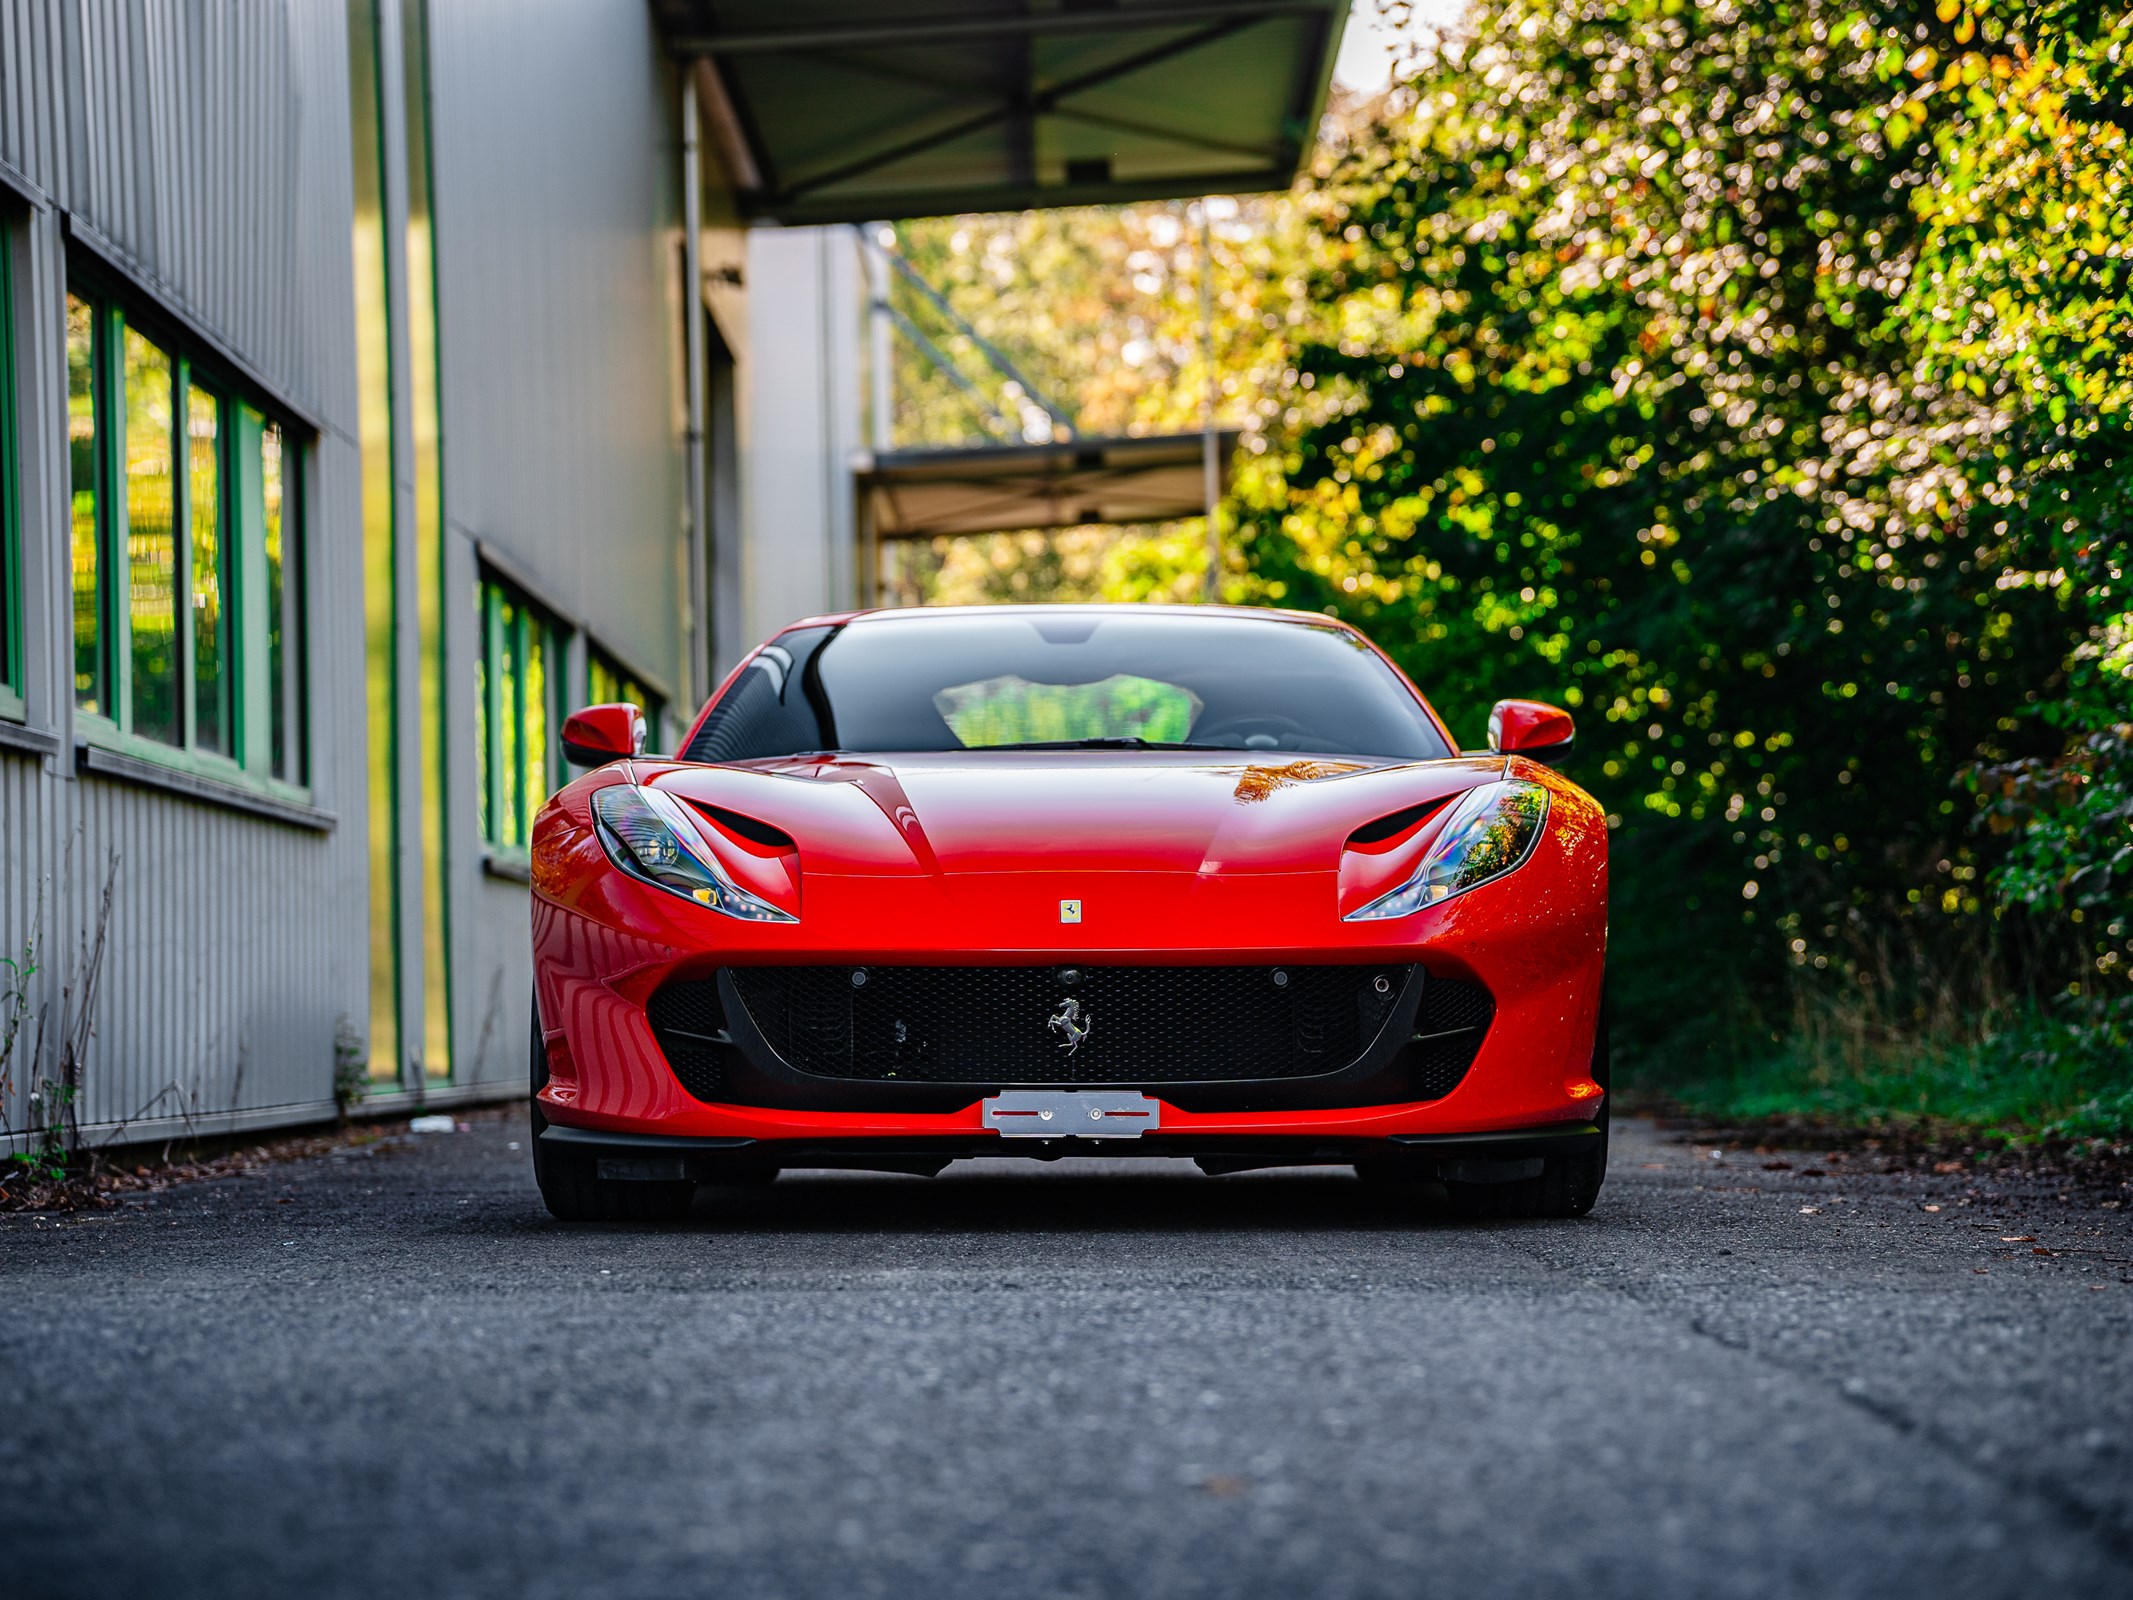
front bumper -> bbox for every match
[539,1118,1608,1181]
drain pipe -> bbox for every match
[681,66,709,705]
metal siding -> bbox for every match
[5,0,708,1143]
[426,0,684,693]
[423,0,688,1084]
[62,0,356,434]
[0,1,67,196]
[1,3,373,1146]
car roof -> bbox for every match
[776,603,1359,635]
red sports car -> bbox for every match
[528,605,1608,1221]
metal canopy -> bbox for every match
[653,1,1347,223]
[859,431,1241,540]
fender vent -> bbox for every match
[1402,976,1495,1100]
[647,980,735,1103]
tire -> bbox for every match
[1443,1000,1611,1221]
[529,992,696,1223]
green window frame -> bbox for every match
[587,648,662,747]
[476,575,564,853]
[66,274,309,789]
[0,229,19,719]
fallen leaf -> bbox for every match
[1640,1162,1665,1170]
[1933,1160,1964,1174]
[2032,1247,2055,1257]
[2001,1235,2035,1243]
[1973,1267,1989,1275]
[1762,1161,1794,1171]
[1799,1205,1821,1215]
[1923,1204,1942,1213]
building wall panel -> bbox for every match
[426,0,684,690]
[0,0,67,196]
[63,775,356,1131]
[62,0,357,435]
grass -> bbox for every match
[1631,999,2133,1146]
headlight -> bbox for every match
[591,785,796,922]
[1344,779,1550,920]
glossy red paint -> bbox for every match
[1487,698,1575,758]
[561,702,646,766]
[535,607,1608,1159]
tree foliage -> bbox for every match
[1235,0,2129,1062]
[879,0,2131,1081]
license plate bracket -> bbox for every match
[981,1089,1161,1139]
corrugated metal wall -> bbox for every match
[426,0,683,681]
[424,0,686,1093]
[1,1,701,1144]
[0,2,377,1144]
[0,1,68,196]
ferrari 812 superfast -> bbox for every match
[528,605,1608,1220]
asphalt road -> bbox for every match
[3,1112,2130,1600]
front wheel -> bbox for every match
[529,993,696,1223]
[1444,1001,1610,1220]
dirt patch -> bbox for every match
[1644,1110,2133,1212]
[0,1105,519,1214]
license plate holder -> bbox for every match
[981,1090,1160,1139]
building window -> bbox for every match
[0,233,18,716]
[66,279,308,785]
[476,577,562,851]
[588,648,662,739]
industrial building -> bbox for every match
[0,0,1345,1148]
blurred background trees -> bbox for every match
[876,0,2130,1129]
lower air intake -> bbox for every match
[726,964,1413,1085]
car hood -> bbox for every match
[641,750,1507,878]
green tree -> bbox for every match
[1233,0,2087,1063]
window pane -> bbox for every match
[475,586,492,842]
[262,420,286,773]
[123,326,179,745]
[67,296,101,715]
[499,599,520,847]
[189,385,227,754]
[524,623,549,822]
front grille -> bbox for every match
[725,964,1412,1085]
[1403,976,1495,1100]
[647,980,733,1103]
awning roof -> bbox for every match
[653,1,1347,223]
[858,431,1240,540]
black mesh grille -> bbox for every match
[647,981,733,1104]
[1402,976,1495,1100]
[726,964,1412,1085]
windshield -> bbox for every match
[684,612,1454,763]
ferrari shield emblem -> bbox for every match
[1059,899,1082,924]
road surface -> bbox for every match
[3,1112,2129,1598]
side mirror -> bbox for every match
[1488,699,1575,767]
[562,702,646,768]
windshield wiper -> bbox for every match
[977,737,1235,752]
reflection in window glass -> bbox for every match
[499,597,521,845]
[588,650,660,745]
[0,243,15,698]
[934,674,1201,747]
[524,621,548,826]
[263,419,300,779]
[123,326,178,745]
[67,296,101,714]
[479,579,560,850]
[188,383,227,753]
